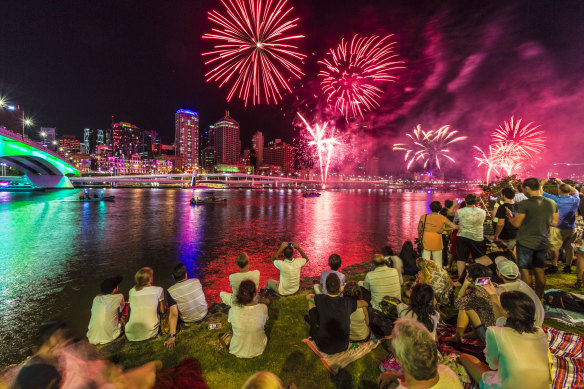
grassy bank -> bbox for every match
[100,262,583,389]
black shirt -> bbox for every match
[313,294,357,354]
[494,203,519,240]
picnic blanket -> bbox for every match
[155,358,209,389]
[302,338,384,374]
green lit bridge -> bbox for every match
[0,127,80,188]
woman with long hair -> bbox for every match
[228,280,268,358]
[399,240,419,275]
[397,283,440,339]
[125,267,165,341]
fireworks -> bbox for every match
[297,113,340,187]
[393,124,467,170]
[202,0,306,106]
[318,34,404,119]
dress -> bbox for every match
[228,304,268,358]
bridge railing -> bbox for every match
[0,127,76,167]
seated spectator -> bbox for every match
[460,291,551,389]
[265,242,309,296]
[419,201,457,267]
[307,273,368,354]
[451,264,496,343]
[377,319,463,389]
[362,254,401,310]
[398,240,419,275]
[164,263,208,350]
[416,257,453,307]
[241,372,284,389]
[125,267,165,342]
[314,253,345,294]
[342,281,371,342]
[229,280,268,358]
[382,246,404,285]
[87,275,126,345]
[397,283,440,339]
[459,240,514,284]
[220,252,260,305]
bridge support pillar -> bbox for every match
[25,174,74,189]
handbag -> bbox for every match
[416,215,428,254]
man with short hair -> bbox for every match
[314,253,345,294]
[87,276,125,345]
[514,184,528,203]
[541,178,580,274]
[265,242,309,296]
[377,319,463,389]
[362,254,401,310]
[455,193,487,277]
[493,188,518,250]
[220,252,260,306]
[164,263,208,350]
[508,177,558,299]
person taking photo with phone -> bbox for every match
[264,242,309,296]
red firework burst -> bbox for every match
[318,34,404,119]
[491,116,546,159]
[202,0,306,106]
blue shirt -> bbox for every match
[543,192,580,229]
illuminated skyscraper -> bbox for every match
[112,122,140,158]
[214,111,240,165]
[252,131,264,166]
[264,139,296,173]
[174,109,199,169]
[58,135,81,160]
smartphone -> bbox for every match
[288,243,294,247]
[456,198,462,204]
[549,177,556,183]
[475,277,490,286]
[489,196,497,201]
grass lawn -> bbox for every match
[102,264,584,389]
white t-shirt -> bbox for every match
[229,270,261,296]
[457,207,486,241]
[396,364,463,388]
[274,258,307,295]
[363,266,401,310]
[496,279,545,327]
[228,304,268,358]
[125,286,164,341]
[168,279,208,323]
[86,294,124,345]
[386,255,404,285]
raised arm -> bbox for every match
[481,281,506,320]
[271,242,287,262]
[507,208,525,228]
[294,242,309,262]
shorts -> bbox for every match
[454,236,486,262]
[549,227,577,252]
[516,243,547,269]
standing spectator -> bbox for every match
[514,184,528,203]
[342,281,371,342]
[397,284,440,339]
[220,253,260,306]
[314,253,345,295]
[87,276,125,345]
[507,177,558,299]
[455,194,487,278]
[398,241,419,275]
[229,280,268,358]
[418,201,457,267]
[265,242,309,296]
[416,258,453,307]
[362,254,402,310]
[440,199,456,268]
[493,188,518,250]
[541,178,580,274]
[382,246,404,285]
[125,267,165,342]
[377,319,463,389]
[164,263,208,350]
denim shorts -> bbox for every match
[516,243,547,269]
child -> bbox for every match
[314,254,345,294]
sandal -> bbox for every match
[213,331,233,357]
[573,280,584,289]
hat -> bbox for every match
[100,275,123,294]
[495,256,519,279]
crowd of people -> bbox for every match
[10,177,584,389]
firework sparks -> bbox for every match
[297,113,340,187]
[202,0,306,106]
[318,34,404,119]
[393,124,467,170]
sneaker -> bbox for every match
[545,266,558,274]
[562,265,572,274]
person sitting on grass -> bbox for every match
[342,281,371,342]
[382,246,404,285]
[220,252,260,305]
[307,273,368,354]
[459,291,551,389]
[125,267,165,342]
[229,280,268,358]
[377,319,463,389]
[415,257,453,307]
[397,283,440,340]
[87,275,126,345]
[314,253,345,294]
[164,263,208,350]
[265,242,309,296]
[399,240,420,275]
[361,254,401,310]
[241,372,298,389]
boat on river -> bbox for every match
[190,198,227,205]
[302,190,321,198]
[79,196,116,202]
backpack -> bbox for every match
[544,290,584,313]
[368,296,401,337]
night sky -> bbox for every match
[1,0,583,175]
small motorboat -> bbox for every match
[79,196,116,202]
[302,191,321,198]
[190,198,227,205]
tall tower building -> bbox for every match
[213,111,240,165]
[174,109,199,169]
[199,125,215,166]
[251,131,264,166]
[83,128,96,154]
[112,122,140,158]
[264,139,296,173]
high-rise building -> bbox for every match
[214,111,240,165]
[199,125,215,166]
[202,146,216,170]
[174,109,199,170]
[140,130,161,158]
[83,128,97,154]
[251,131,264,166]
[58,135,81,161]
[113,122,140,158]
[264,139,296,173]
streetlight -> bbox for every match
[40,131,47,146]
[22,117,33,139]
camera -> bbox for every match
[549,177,556,183]
[288,242,294,247]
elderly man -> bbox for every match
[361,254,401,310]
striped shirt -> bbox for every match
[363,266,401,310]
[168,278,208,322]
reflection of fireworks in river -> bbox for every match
[297,113,340,187]
[393,124,467,170]
[318,34,404,119]
[202,0,306,106]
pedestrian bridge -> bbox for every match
[0,127,80,188]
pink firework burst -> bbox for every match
[202,0,306,106]
[491,115,546,159]
[318,34,404,119]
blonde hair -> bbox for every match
[416,258,437,284]
[241,372,284,389]
[134,267,153,291]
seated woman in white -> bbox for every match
[125,267,165,342]
[460,290,551,389]
[342,281,371,342]
[228,279,268,358]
